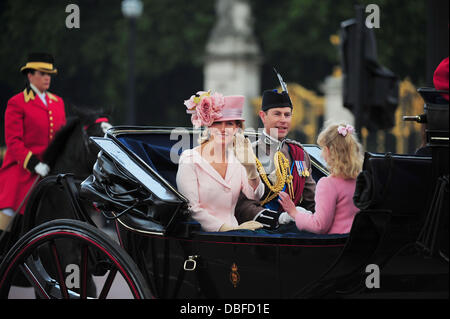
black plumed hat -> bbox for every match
[261,89,292,111]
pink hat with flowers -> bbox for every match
[184,90,245,128]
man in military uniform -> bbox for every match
[0,53,66,232]
[235,89,316,227]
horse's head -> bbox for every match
[72,106,113,170]
[69,105,112,135]
[43,105,112,178]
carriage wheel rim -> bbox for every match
[0,230,142,299]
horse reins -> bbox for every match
[83,117,109,131]
[81,117,110,158]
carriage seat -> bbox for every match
[117,134,181,188]
[115,133,350,239]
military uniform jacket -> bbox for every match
[253,136,316,212]
[0,88,66,215]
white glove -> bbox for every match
[279,212,295,224]
[237,220,263,230]
[296,206,313,215]
[234,132,258,179]
[34,162,50,177]
[219,223,235,232]
[219,221,263,232]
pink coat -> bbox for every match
[294,176,359,234]
[176,149,264,232]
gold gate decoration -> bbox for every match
[360,78,425,153]
[252,78,424,154]
[389,78,425,153]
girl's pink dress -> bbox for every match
[294,176,359,234]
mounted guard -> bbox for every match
[0,53,66,233]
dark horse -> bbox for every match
[24,105,111,226]
[0,105,111,296]
[1,105,110,241]
[44,105,111,177]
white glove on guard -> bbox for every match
[34,162,50,177]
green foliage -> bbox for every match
[0,0,428,138]
[249,0,427,91]
[0,0,215,128]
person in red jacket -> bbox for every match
[0,53,66,232]
[433,56,449,101]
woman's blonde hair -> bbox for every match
[317,122,364,179]
[198,120,245,145]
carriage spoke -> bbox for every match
[50,241,69,299]
[80,245,88,299]
[2,220,149,299]
[18,263,50,299]
[98,268,118,299]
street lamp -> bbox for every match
[122,0,143,125]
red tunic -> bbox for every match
[0,88,66,215]
[433,57,449,101]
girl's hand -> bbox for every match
[278,192,297,218]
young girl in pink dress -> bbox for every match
[278,123,364,234]
[176,91,264,232]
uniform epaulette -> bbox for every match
[23,88,35,103]
[47,92,58,102]
[285,138,304,149]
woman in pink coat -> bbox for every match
[278,123,364,234]
[176,91,264,232]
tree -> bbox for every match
[249,0,426,92]
[0,0,215,141]
[0,0,429,147]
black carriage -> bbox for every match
[0,89,448,299]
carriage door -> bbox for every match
[192,234,280,298]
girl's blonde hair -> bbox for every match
[198,120,244,145]
[317,122,364,179]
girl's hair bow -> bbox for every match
[337,124,354,137]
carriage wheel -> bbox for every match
[0,219,152,299]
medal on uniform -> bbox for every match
[295,160,304,177]
[295,161,310,178]
[302,161,310,177]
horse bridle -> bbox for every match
[81,117,110,158]
[83,117,109,132]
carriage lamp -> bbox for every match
[121,0,143,18]
[122,0,143,125]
